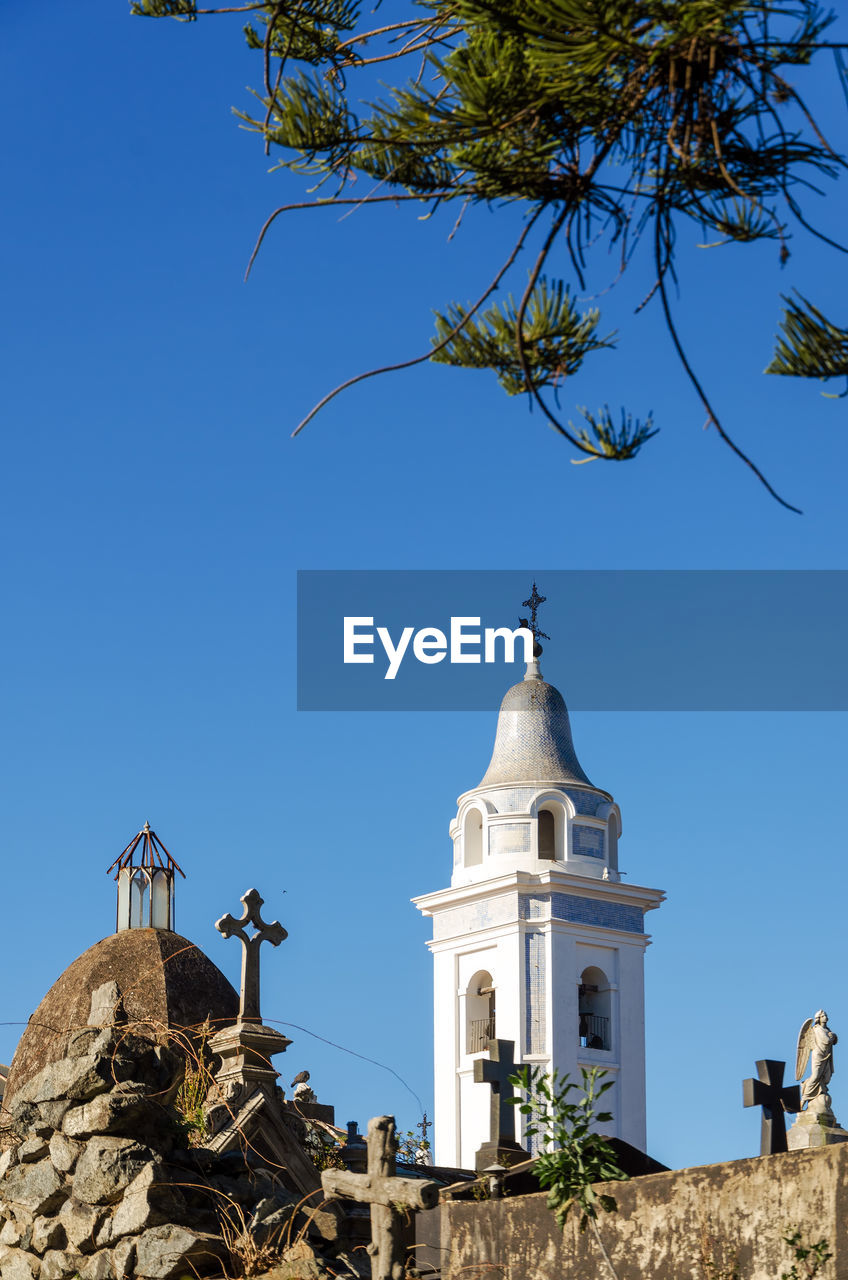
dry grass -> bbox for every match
[218,1198,290,1277]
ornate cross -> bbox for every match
[322,1115,440,1280]
[519,582,550,655]
[216,888,287,1022]
[417,1111,432,1146]
[473,1038,523,1152]
[743,1059,801,1155]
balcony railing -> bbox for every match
[579,1013,610,1050]
[468,1016,496,1054]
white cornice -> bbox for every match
[456,778,613,808]
[411,867,665,917]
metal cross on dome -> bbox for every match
[216,888,287,1023]
[520,582,550,655]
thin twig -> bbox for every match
[653,206,802,513]
[513,205,599,454]
[245,192,453,279]
[291,208,545,436]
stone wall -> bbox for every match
[440,1145,848,1280]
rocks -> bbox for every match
[0,1217,31,1249]
[3,1158,65,1216]
[48,1133,82,1175]
[63,1082,179,1149]
[111,1236,136,1277]
[0,986,355,1280]
[41,1250,82,1278]
[134,1224,225,1279]
[18,1136,49,1164]
[108,1163,188,1241]
[78,1249,115,1278]
[72,1136,155,1205]
[0,1247,41,1279]
[15,1054,118,1107]
[263,1238,333,1279]
[4,1100,51,1142]
[31,1214,66,1253]
[35,1101,72,1132]
[58,1197,107,1252]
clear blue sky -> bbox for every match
[1,3,846,1171]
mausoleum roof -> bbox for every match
[5,928,238,1105]
[477,671,603,792]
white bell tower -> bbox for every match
[413,617,664,1169]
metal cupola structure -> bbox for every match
[107,822,185,932]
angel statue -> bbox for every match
[796,1011,838,1111]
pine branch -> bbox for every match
[767,291,848,381]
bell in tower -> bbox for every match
[107,822,185,932]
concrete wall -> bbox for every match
[440,1145,848,1280]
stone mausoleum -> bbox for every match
[0,824,355,1280]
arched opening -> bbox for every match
[538,809,556,860]
[151,870,172,929]
[578,965,611,1051]
[466,970,496,1053]
[117,869,131,931]
[607,812,619,872]
[463,808,483,866]
[129,868,150,928]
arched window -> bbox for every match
[130,868,150,928]
[466,970,496,1053]
[607,812,619,872]
[578,965,611,1051]
[151,870,171,929]
[464,808,483,866]
[117,870,131,931]
[538,809,556,860]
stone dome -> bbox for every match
[477,674,601,790]
[5,929,238,1105]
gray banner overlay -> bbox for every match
[297,570,847,711]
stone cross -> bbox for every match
[743,1059,801,1155]
[216,888,287,1022]
[322,1115,440,1280]
[474,1038,520,1148]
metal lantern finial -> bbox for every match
[106,824,186,933]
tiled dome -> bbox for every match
[477,675,598,790]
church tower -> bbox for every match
[413,591,664,1169]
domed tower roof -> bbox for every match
[477,670,599,791]
[5,929,238,1105]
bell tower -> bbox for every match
[413,589,664,1168]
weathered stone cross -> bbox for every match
[322,1115,439,1280]
[216,888,287,1022]
[743,1059,801,1155]
[472,1038,528,1170]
